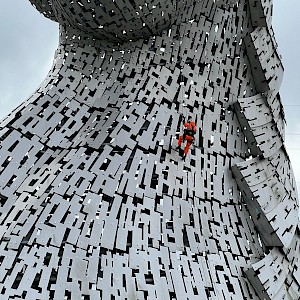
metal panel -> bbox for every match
[0,0,298,299]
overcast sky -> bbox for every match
[0,0,300,193]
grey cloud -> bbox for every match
[0,0,58,119]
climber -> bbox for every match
[177,116,197,160]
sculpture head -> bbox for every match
[29,0,193,42]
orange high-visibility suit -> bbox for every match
[178,121,197,155]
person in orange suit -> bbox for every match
[177,116,197,160]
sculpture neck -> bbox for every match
[43,8,249,107]
[54,25,185,76]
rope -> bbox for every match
[176,2,190,120]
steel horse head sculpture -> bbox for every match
[0,0,299,299]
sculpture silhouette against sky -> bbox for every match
[0,0,299,299]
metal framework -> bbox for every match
[0,0,299,299]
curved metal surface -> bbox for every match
[0,0,299,299]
